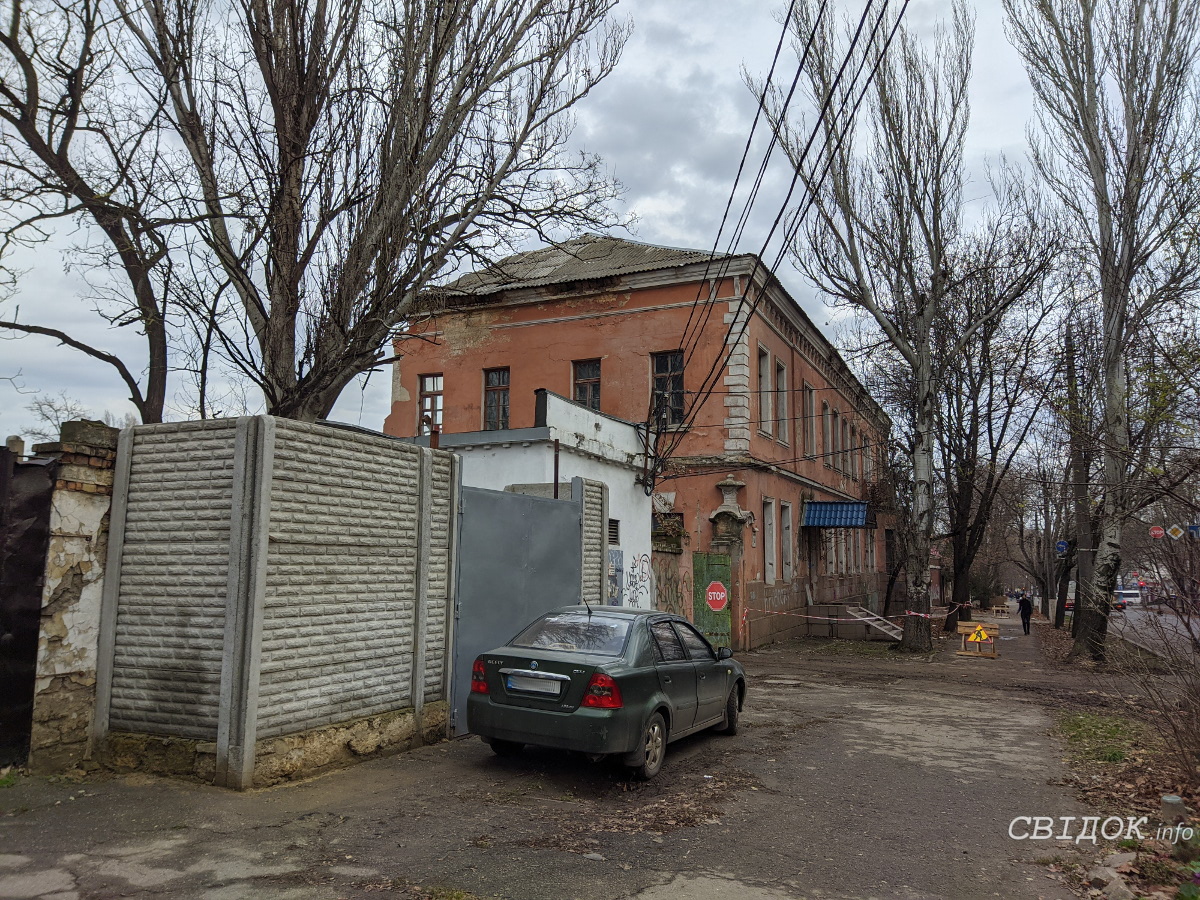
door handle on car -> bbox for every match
[662,675,672,683]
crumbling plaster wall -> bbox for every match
[28,423,119,774]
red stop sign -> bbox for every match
[705,581,728,612]
[1150,525,1166,539]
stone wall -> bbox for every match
[28,421,119,774]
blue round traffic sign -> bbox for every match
[1055,540,1069,553]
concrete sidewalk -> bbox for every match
[1,628,1090,900]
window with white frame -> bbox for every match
[418,373,444,435]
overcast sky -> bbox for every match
[0,0,1032,444]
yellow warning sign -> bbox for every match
[967,625,990,643]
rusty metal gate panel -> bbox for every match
[692,551,732,649]
[450,485,583,736]
[0,450,56,765]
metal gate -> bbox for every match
[450,485,585,735]
[692,551,732,649]
[0,450,56,765]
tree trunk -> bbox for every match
[1052,555,1071,627]
[943,563,973,632]
[1071,314,1126,660]
[901,373,936,652]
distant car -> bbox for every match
[467,606,746,780]
[1113,589,1141,610]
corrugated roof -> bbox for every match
[802,501,872,528]
[444,234,727,296]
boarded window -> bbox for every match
[822,402,831,463]
[775,361,788,442]
[804,384,816,456]
[758,347,772,435]
[780,502,793,580]
[762,498,776,583]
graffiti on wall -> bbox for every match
[624,553,652,608]
[651,555,691,617]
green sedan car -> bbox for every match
[467,605,746,779]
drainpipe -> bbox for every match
[430,426,440,450]
[553,439,560,499]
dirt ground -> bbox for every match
[0,616,1130,900]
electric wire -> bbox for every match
[654,0,908,486]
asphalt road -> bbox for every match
[1,629,1089,900]
[1110,606,1199,657]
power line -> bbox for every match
[662,4,887,466]
[657,1,908,481]
[676,0,832,371]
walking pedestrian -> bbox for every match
[1017,593,1033,635]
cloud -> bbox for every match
[3,0,1038,438]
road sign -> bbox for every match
[967,625,990,643]
[1149,525,1166,539]
[1190,524,1200,539]
[705,581,728,612]
[1055,540,1069,553]
[1166,524,1185,540]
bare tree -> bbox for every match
[937,245,1059,630]
[109,0,629,421]
[0,0,177,422]
[760,1,1059,650]
[22,391,92,442]
[1005,0,1200,658]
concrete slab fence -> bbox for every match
[91,417,460,789]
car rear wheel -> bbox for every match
[486,738,524,757]
[715,686,739,735]
[630,712,667,780]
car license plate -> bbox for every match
[506,674,561,695]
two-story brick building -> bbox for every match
[383,235,894,649]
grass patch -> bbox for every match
[1057,712,1142,766]
[0,768,19,789]
[812,639,899,658]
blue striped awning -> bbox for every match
[802,501,872,528]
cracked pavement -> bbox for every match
[2,627,1092,899]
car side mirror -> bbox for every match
[717,647,733,660]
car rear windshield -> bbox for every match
[510,613,632,656]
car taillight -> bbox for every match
[581,673,622,709]
[471,659,489,694]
